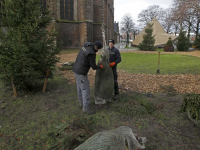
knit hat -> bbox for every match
[93,41,103,49]
[108,39,115,44]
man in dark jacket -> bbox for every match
[73,41,103,114]
[108,39,121,100]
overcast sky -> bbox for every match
[114,0,173,24]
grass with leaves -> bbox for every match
[117,53,200,75]
[59,49,80,55]
[0,71,200,149]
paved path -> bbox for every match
[115,43,138,51]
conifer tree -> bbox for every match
[139,23,155,51]
[165,37,174,47]
[177,30,189,51]
[0,0,61,91]
[193,34,200,49]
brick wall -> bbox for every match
[87,22,93,42]
[77,0,86,21]
[58,23,78,48]
[86,0,93,21]
[49,0,115,48]
[79,22,87,45]
[93,24,103,43]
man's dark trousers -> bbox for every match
[112,66,119,95]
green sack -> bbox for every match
[94,26,114,104]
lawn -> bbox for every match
[124,48,166,51]
[155,48,164,52]
[1,51,200,149]
[59,49,79,55]
[117,53,200,75]
[124,46,139,50]
[1,73,200,149]
[155,48,187,52]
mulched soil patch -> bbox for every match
[57,51,200,94]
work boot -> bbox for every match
[83,109,96,115]
[113,95,119,100]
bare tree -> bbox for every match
[171,0,187,28]
[183,14,196,39]
[120,13,135,47]
[189,0,200,39]
[172,21,181,36]
[171,0,200,39]
[162,8,174,33]
[138,5,165,27]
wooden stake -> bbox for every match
[11,77,17,97]
[157,52,161,74]
[42,69,50,93]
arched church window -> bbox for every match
[60,0,74,20]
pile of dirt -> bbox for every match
[57,51,200,94]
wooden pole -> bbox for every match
[157,52,161,74]
[42,69,50,93]
[11,77,17,97]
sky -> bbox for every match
[114,0,173,24]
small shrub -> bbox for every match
[59,66,73,71]
[165,37,173,47]
[113,101,148,116]
[181,94,200,121]
[112,92,156,116]
[156,114,169,121]
[188,42,193,47]
[167,92,177,97]
[160,84,176,93]
[118,92,141,102]
[47,116,96,150]
[193,35,200,49]
[138,99,156,114]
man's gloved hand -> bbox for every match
[100,62,103,69]
[109,62,115,67]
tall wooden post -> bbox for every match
[11,77,17,97]
[42,69,50,92]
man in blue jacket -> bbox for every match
[73,41,103,114]
[108,39,121,100]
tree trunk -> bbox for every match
[187,22,191,40]
[127,31,129,47]
[180,23,183,31]
[195,21,200,39]
[175,28,177,36]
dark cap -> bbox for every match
[108,39,115,44]
[93,41,103,49]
